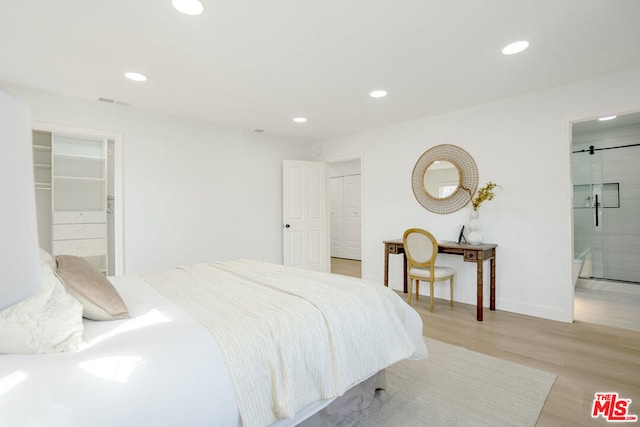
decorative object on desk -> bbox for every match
[467,181,500,244]
[411,144,478,214]
[471,181,499,211]
[456,224,466,244]
[467,210,482,244]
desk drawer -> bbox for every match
[53,224,106,240]
[53,238,107,257]
[464,250,478,261]
[386,243,404,254]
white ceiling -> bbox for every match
[1,0,640,142]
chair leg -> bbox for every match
[429,280,434,312]
[416,280,420,300]
[408,278,413,305]
[450,276,454,307]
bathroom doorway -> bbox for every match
[571,111,640,330]
[571,112,640,283]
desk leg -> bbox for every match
[403,253,407,294]
[384,246,390,287]
[476,259,484,321]
[490,256,496,311]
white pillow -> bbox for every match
[0,264,84,354]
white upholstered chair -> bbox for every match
[402,228,455,312]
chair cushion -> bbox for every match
[405,232,435,263]
[410,266,455,280]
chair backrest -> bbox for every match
[403,228,438,268]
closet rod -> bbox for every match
[572,142,640,155]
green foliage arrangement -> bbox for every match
[472,181,499,211]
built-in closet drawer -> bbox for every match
[53,224,106,241]
[53,238,107,257]
[54,211,107,224]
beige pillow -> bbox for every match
[55,255,129,321]
[0,263,84,354]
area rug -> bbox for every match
[342,337,556,426]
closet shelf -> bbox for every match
[34,131,109,276]
[53,153,105,161]
[34,183,52,190]
[53,176,106,182]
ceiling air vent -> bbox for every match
[98,97,130,107]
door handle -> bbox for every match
[594,194,599,227]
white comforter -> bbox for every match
[143,260,422,427]
[0,274,237,427]
[0,260,427,427]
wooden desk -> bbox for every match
[383,239,497,321]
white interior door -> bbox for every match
[343,174,361,260]
[283,160,328,272]
[329,176,344,258]
[329,174,361,260]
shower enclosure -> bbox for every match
[572,116,640,284]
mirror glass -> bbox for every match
[423,160,460,199]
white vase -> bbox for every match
[467,209,482,245]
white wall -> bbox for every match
[0,88,40,309]
[3,83,312,275]
[312,66,640,322]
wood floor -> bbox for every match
[330,257,362,278]
[575,278,640,332]
[331,257,640,426]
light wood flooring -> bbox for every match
[330,257,362,278]
[575,278,640,332]
[331,258,640,426]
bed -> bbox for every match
[0,258,427,427]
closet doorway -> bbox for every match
[328,159,362,278]
[32,122,124,276]
[571,111,640,330]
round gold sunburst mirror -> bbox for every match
[411,144,478,214]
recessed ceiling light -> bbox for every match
[369,90,388,98]
[598,115,617,121]
[293,117,307,123]
[502,41,529,55]
[172,0,204,16]
[124,72,147,82]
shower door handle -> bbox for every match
[594,194,599,227]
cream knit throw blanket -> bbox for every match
[143,260,416,427]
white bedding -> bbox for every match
[0,261,427,427]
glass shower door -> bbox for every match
[573,149,604,279]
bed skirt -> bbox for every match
[298,370,386,426]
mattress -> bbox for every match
[0,263,427,426]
